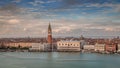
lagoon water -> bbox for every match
[0,52,120,68]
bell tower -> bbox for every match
[47,23,52,50]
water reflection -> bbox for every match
[0,52,120,68]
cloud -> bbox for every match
[0,16,120,37]
[29,0,57,6]
[112,4,120,13]
[12,0,22,3]
[52,16,120,34]
[55,0,118,9]
[84,3,120,15]
[8,19,20,24]
[0,3,21,15]
[0,0,120,37]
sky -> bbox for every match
[0,0,120,38]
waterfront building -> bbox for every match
[57,40,81,52]
[94,43,105,52]
[105,43,117,53]
[83,45,94,51]
[5,42,32,48]
[80,35,85,49]
[44,43,52,51]
[29,43,44,51]
[117,44,120,52]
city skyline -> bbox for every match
[0,0,120,38]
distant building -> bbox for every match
[105,43,117,53]
[117,44,120,52]
[57,40,81,52]
[94,43,105,52]
[80,35,85,49]
[5,42,31,47]
[44,43,52,51]
[83,45,94,51]
[29,43,44,51]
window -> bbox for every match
[68,44,70,46]
[74,44,75,46]
[59,43,61,45]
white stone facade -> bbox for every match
[94,43,105,52]
[5,42,32,47]
[57,41,81,51]
[29,43,44,51]
[117,44,120,52]
[83,45,94,50]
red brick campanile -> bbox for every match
[47,23,52,50]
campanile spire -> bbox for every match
[47,23,52,45]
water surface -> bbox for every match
[0,52,120,68]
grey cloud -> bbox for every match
[0,21,17,35]
[0,21,7,29]
[58,0,106,8]
[29,0,58,6]
[0,3,21,15]
[92,21,120,27]
[12,0,22,3]
[62,0,81,5]
[61,0,119,6]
